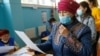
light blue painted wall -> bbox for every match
[0,2,52,47]
[22,7,51,37]
[2,0,25,47]
[22,7,51,28]
[0,0,54,47]
[0,3,5,28]
[0,0,2,3]
[8,0,25,47]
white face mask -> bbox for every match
[77,17,82,22]
[1,39,8,43]
[76,9,83,16]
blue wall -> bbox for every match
[1,0,26,47]
[22,7,51,37]
[0,3,5,28]
[0,0,55,47]
[0,0,13,31]
[0,0,2,3]
[22,7,51,28]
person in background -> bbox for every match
[0,29,18,56]
[86,0,100,56]
[29,0,92,56]
[40,18,56,42]
[76,1,96,45]
[48,17,56,31]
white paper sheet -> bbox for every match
[15,30,45,54]
[46,54,53,56]
[0,46,14,53]
[8,47,32,56]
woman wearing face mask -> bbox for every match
[76,1,96,45]
[0,29,18,56]
[86,0,100,56]
[28,0,92,56]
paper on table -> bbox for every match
[46,54,53,56]
[15,30,45,54]
[0,46,14,53]
[8,47,32,56]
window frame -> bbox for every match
[21,0,60,8]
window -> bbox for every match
[21,0,60,7]
[39,0,52,6]
[21,0,38,4]
[98,0,100,7]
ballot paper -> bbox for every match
[0,46,14,53]
[46,54,53,56]
[8,47,32,56]
[15,30,45,54]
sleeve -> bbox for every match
[37,35,52,52]
[63,26,92,56]
[37,25,57,52]
[95,9,100,30]
[37,22,60,52]
[88,17,96,42]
